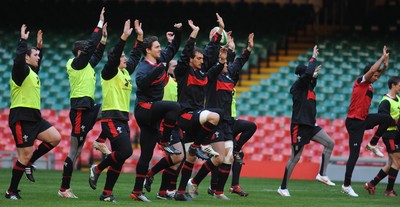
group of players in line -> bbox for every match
[5,5,399,203]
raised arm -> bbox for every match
[126,19,144,74]
[230,33,254,84]
[72,7,105,70]
[203,13,225,70]
[207,47,228,80]
[12,24,31,86]
[159,23,182,63]
[101,19,132,80]
[364,45,389,82]
[174,20,199,77]
[89,22,107,68]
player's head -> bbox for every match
[167,59,177,78]
[363,63,382,83]
[190,47,204,69]
[107,47,127,69]
[72,40,88,57]
[388,76,400,93]
[143,36,161,58]
[25,46,40,67]
[295,64,307,76]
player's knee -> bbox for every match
[212,154,225,166]
[170,153,184,164]
[248,122,257,133]
[206,112,220,126]
[223,151,233,164]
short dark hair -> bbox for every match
[72,40,88,57]
[191,47,203,58]
[26,46,39,56]
[142,36,158,55]
[362,63,374,74]
[388,76,400,89]
[295,64,307,75]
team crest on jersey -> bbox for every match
[23,135,28,142]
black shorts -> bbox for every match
[98,119,130,143]
[290,123,322,146]
[210,120,233,143]
[178,109,202,143]
[10,119,52,147]
[69,104,101,137]
[382,130,400,153]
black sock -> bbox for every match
[149,156,173,176]
[210,167,218,190]
[160,168,176,192]
[370,169,387,186]
[231,157,243,186]
[369,135,380,146]
[178,161,193,192]
[104,164,122,192]
[133,162,148,193]
[30,142,54,164]
[8,161,26,192]
[193,160,217,185]
[386,167,398,191]
[215,163,231,194]
[60,157,74,190]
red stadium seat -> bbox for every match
[332,118,345,128]
[316,118,330,127]
[273,116,290,125]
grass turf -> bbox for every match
[0,168,398,207]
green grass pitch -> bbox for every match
[0,168,397,207]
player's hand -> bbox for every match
[166,32,174,43]
[247,33,254,51]
[21,24,29,40]
[312,45,319,58]
[101,23,108,44]
[174,23,182,29]
[37,30,43,49]
[121,19,133,41]
[99,7,105,23]
[216,13,225,30]
[188,20,199,32]
[313,65,322,78]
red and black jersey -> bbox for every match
[175,37,222,112]
[290,58,318,126]
[206,49,251,120]
[347,76,373,120]
[135,28,181,103]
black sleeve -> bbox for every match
[101,38,126,80]
[12,39,30,86]
[136,64,166,89]
[310,78,317,89]
[159,27,182,63]
[298,57,317,85]
[71,27,102,70]
[126,40,143,75]
[89,42,105,68]
[229,49,250,84]
[206,62,224,80]
[202,33,222,71]
[174,37,195,77]
[378,100,391,115]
